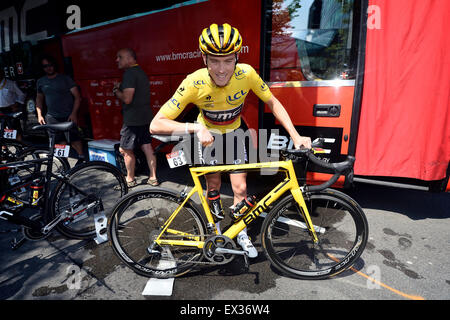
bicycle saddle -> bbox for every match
[32,122,75,132]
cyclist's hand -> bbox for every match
[38,115,46,125]
[196,125,214,147]
[294,136,312,149]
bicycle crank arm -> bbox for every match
[42,214,66,234]
[215,247,248,256]
[43,200,100,234]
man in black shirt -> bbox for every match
[114,48,158,187]
[36,55,85,164]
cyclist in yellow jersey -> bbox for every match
[150,23,311,258]
[159,63,272,134]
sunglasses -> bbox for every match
[42,64,54,68]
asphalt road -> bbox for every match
[1,154,449,303]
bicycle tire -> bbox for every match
[16,147,70,174]
[49,161,128,239]
[261,188,368,280]
[108,188,207,278]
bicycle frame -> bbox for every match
[0,135,90,231]
[155,160,319,249]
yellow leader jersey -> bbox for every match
[159,63,273,134]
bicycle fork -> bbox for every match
[291,187,319,243]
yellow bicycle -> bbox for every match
[108,136,368,280]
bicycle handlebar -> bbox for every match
[281,147,355,192]
[151,134,355,191]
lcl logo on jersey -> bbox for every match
[235,69,247,80]
[170,97,180,109]
[226,90,248,105]
[260,81,269,91]
[193,80,206,88]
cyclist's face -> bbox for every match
[203,53,237,87]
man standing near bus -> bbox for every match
[114,48,158,187]
[150,23,311,258]
[36,55,85,164]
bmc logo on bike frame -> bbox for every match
[243,195,272,226]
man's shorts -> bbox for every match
[119,124,152,150]
[45,114,81,143]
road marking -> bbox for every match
[348,265,425,300]
[328,254,425,300]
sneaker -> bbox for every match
[237,234,258,258]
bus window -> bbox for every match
[270,0,357,82]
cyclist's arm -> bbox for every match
[265,95,311,149]
[150,111,213,146]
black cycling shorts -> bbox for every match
[196,130,248,166]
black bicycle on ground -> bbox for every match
[0,121,128,249]
[1,111,70,174]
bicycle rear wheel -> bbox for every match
[49,161,127,239]
[261,188,368,280]
[17,147,70,174]
[108,188,207,278]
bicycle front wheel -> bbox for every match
[49,161,128,239]
[261,188,368,280]
[108,188,207,278]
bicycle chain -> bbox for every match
[154,234,239,266]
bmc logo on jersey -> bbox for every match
[203,104,243,125]
[226,90,248,105]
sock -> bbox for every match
[238,228,248,239]
[215,221,222,235]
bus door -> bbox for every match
[261,0,366,185]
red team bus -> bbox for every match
[7,0,448,191]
